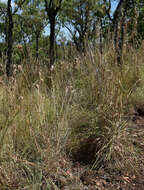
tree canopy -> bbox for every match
[0,0,144,76]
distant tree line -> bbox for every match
[0,0,144,77]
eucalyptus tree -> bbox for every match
[104,0,132,64]
[20,3,47,59]
[0,2,7,39]
[0,2,7,57]
[44,0,63,68]
[61,0,105,53]
[5,0,27,77]
[127,0,144,46]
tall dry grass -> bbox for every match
[0,43,143,189]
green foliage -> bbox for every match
[60,0,106,52]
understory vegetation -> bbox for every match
[0,43,144,189]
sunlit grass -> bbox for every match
[0,43,143,188]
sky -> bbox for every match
[111,1,118,13]
[0,0,5,3]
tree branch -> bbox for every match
[113,0,125,25]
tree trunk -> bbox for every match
[44,0,63,68]
[6,0,13,77]
[117,16,125,65]
[114,21,119,63]
[36,34,39,59]
[114,1,127,65]
[99,18,103,55]
[4,16,8,57]
[49,15,55,68]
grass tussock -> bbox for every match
[0,44,143,189]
